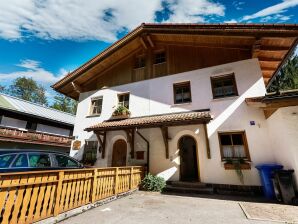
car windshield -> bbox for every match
[29,154,51,168]
[0,154,15,168]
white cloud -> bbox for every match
[242,0,298,21]
[164,0,225,23]
[232,1,245,10]
[260,14,292,22]
[0,0,225,42]
[0,59,65,83]
[224,19,238,23]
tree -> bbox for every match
[0,85,5,93]
[51,93,78,115]
[268,55,298,92]
[7,77,48,105]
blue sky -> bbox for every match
[0,0,297,102]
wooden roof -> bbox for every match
[52,23,298,99]
[85,111,211,131]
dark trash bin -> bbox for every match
[274,169,296,204]
[255,164,283,199]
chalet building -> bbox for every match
[52,24,298,188]
[0,93,75,153]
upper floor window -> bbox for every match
[90,97,103,116]
[26,121,37,131]
[134,55,146,69]
[173,81,192,104]
[211,73,238,99]
[118,93,130,109]
[218,131,250,161]
[154,51,166,64]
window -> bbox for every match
[173,81,192,104]
[26,121,37,131]
[55,155,80,168]
[118,93,130,109]
[90,97,103,115]
[218,131,250,161]
[82,141,98,164]
[12,154,28,167]
[154,51,166,64]
[134,55,146,69]
[29,154,51,168]
[0,154,15,168]
[211,73,238,99]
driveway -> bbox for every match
[59,192,275,224]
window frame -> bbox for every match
[218,131,251,161]
[134,54,146,69]
[153,50,166,65]
[26,121,37,131]
[89,96,103,116]
[173,81,192,104]
[210,73,238,99]
[117,93,130,109]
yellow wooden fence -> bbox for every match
[0,166,144,224]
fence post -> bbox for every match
[54,171,64,216]
[91,169,98,203]
[130,167,133,190]
[114,168,119,195]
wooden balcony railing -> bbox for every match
[0,126,73,147]
[0,166,144,224]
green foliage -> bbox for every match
[224,158,245,184]
[268,55,298,92]
[0,85,5,93]
[112,105,131,116]
[51,93,78,115]
[141,173,166,192]
[7,77,48,105]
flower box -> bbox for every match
[224,163,251,170]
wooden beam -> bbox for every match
[139,37,148,50]
[252,38,262,58]
[96,132,107,158]
[71,81,83,93]
[264,109,277,119]
[160,127,169,159]
[125,129,135,158]
[146,35,155,48]
[203,123,211,159]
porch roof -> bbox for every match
[85,111,211,132]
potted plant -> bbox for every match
[111,105,131,119]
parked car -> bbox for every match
[0,150,84,172]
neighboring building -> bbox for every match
[0,93,75,153]
[52,24,298,187]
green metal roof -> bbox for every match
[0,95,15,110]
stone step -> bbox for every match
[165,185,214,195]
[169,181,207,188]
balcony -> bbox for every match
[0,126,73,147]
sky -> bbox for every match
[0,0,297,102]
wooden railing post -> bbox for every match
[114,168,119,195]
[91,169,98,203]
[54,171,64,216]
[130,167,133,190]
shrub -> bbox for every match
[112,105,131,116]
[141,173,166,192]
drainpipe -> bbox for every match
[136,128,150,174]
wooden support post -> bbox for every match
[130,167,133,190]
[146,35,155,48]
[160,126,169,159]
[203,123,211,159]
[54,171,64,216]
[139,37,148,50]
[115,168,119,195]
[91,169,98,203]
[71,81,83,93]
[125,129,135,159]
[96,132,107,158]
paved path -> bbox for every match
[60,192,274,224]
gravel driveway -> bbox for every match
[59,191,275,224]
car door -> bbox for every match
[28,153,52,171]
[53,154,82,169]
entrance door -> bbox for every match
[112,139,127,167]
[179,136,199,181]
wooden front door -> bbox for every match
[112,139,127,167]
[179,136,199,181]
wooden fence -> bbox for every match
[0,166,144,224]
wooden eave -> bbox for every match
[52,23,298,100]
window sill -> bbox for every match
[224,163,251,170]
[171,102,192,107]
[86,114,101,118]
[212,95,239,102]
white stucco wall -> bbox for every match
[71,58,275,186]
[267,106,298,186]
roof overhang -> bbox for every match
[85,111,212,132]
[52,23,298,100]
[245,90,298,119]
